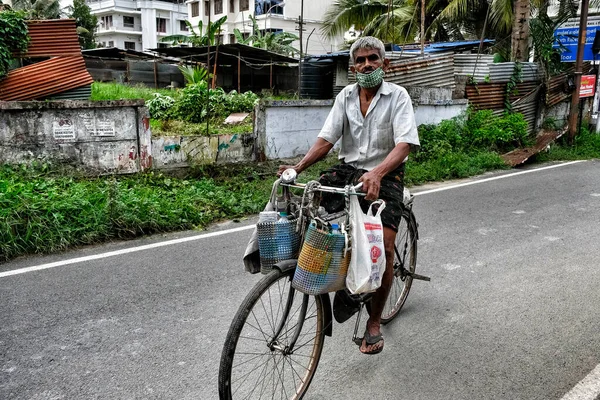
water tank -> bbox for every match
[299,58,335,99]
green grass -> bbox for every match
[90,82,176,101]
[536,127,600,162]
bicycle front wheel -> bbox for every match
[219,268,326,400]
[381,209,418,324]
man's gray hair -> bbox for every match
[349,36,386,65]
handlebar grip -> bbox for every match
[353,182,363,191]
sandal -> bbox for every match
[358,329,384,355]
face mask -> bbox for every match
[355,67,385,88]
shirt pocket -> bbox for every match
[375,125,395,150]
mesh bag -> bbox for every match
[292,223,351,295]
[257,217,301,274]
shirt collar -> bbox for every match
[346,80,392,97]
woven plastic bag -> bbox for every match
[292,221,350,295]
[346,194,386,294]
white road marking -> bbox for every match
[0,160,587,279]
[560,364,600,400]
[413,160,586,196]
[0,225,255,278]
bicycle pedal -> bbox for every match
[410,272,431,281]
[333,290,361,323]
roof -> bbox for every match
[392,39,494,53]
[308,40,495,59]
[148,43,298,64]
[16,19,82,58]
[82,47,161,60]
[0,56,94,101]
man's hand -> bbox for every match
[277,165,296,177]
[358,170,383,201]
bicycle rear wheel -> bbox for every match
[219,268,326,400]
[381,209,418,324]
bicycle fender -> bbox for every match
[319,293,333,337]
[272,259,297,273]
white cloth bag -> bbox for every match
[346,193,387,294]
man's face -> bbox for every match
[350,48,389,74]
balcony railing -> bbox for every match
[97,22,143,32]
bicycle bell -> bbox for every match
[281,168,297,184]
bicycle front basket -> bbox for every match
[257,217,301,274]
[292,222,350,295]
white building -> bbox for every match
[87,0,189,51]
[186,0,343,56]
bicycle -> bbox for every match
[218,169,430,399]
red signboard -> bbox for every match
[580,75,596,98]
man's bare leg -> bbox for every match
[360,226,396,354]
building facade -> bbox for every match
[186,0,343,56]
[87,0,188,51]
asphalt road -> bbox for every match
[1,160,600,400]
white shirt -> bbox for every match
[318,81,420,171]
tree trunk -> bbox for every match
[511,0,531,62]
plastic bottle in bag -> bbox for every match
[276,212,293,259]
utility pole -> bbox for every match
[420,0,425,55]
[297,0,304,98]
[568,0,590,143]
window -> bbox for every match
[156,18,167,33]
[255,0,284,15]
[101,15,113,28]
[180,20,188,31]
[240,0,248,11]
[108,40,114,47]
[215,0,223,14]
[158,43,169,48]
[123,16,134,28]
[204,0,209,16]
[229,33,235,43]
[229,0,234,12]
[191,1,199,17]
[124,41,136,50]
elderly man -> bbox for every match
[279,36,420,354]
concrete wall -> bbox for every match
[151,133,255,168]
[255,96,469,160]
[0,100,151,173]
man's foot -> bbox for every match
[359,328,384,355]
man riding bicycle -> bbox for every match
[278,36,420,355]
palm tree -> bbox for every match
[322,0,582,61]
[234,15,299,56]
[11,0,61,19]
[161,16,228,46]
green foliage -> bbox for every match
[146,93,176,120]
[90,82,175,101]
[11,0,61,19]
[174,84,258,123]
[504,62,522,112]
[67,0,97,49]
[161,16,227,46]
[538,127,600,161]
[415,109,531,164]
[178,64,209,85]
[0,164,274,262]
[174,82,209,122]
[0,10,29,79]
[240,15,299,56]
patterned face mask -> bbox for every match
[355,67,385,88]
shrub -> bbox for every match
[146,93,176,120]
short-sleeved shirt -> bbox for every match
[318,81,420,171]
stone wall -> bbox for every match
[0,100,151,173]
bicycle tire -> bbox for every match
[219,268,326,400]
[381,209,418,324]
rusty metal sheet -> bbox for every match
[501,129,566,167]
[466,81,539,110]
[454,54,495,82]
[488,62,541,82]
[0,56,94,101]
[15,19,82,58]
[349,53,455,88]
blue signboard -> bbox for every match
[553,25,600,62]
